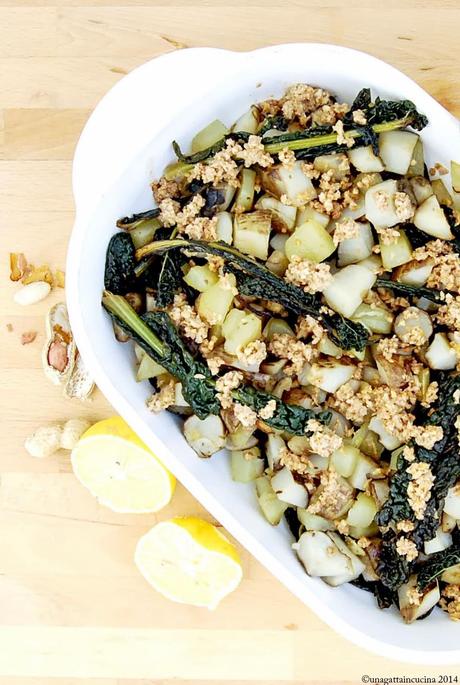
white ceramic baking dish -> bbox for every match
[67,43,460,664]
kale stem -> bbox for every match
[102,291,165,357]
[263,117,411,154]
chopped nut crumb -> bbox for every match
[237,339,267,366]
[233,402,258,428]
[406,585,422,606]
[147,380,175,413]
[152,177,179,204]
[333,218,360,245]
[238,135,274,168]
[440,584,460,621]
[396,536,418,562]
[259,399,277,420]
[190,139,242,188]
[407,461,435,520]
[279,446,311,475]
[394,192,415,222]
[376,225,401,245]
[332,120,354,148]
[169,293,209,343]
[269,334,314,375]
[306,419,343,458]
[278,147,296,169]
[295,315,325,344]
[403,445,416,463]
[352,109,367,125]
[216,371,243,409]
[396,519,415,533]
[284,255,332,294]
[308,468,350,519]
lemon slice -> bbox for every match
[134,517,243,609]
[71,416,175,513]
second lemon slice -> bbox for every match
[135,517,243,609]
[71,416,175,513]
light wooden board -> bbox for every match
[1,1,460,682]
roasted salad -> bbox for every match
[102,84,460,623]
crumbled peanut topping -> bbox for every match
[397,519,415,533]
[437,294,460,331]
[394,192,415,222]
[269,334,314,375]
[190,139,242,187]
[407,461,435,520]
[284,255,333,294]
[374,190,390,210]
[406,585,422,606]
[259,399,277,420]
[308,468,350,518]
[309,168,359,218]
[396,536,418,562]
[295,315,325,344]
[233,402,258,428]
[278,147,296,169]
[376,226,401,245]
[278,84,336,126]
[332,120,354,148]
[169,293,209,343]
[376,335,401,362]
[333,217,361,245]
[306,419,343,457]
[352,109,367,125]
[335,519,350,535]
[427,252,460,292]
[422,381,439,407]
[215,371,243,409]
[152,177,179,204]
[238,135,274,168]
[159,193,205,229]
[237,339,267,366]
[147,379,175,413]
[413,425,443,449]
[413,239,452,261]
[403,445,416,463]
[279,446,311,475]
[329,380,372,425]
[440,584,460,621]
[311,102,350,126]
[183,216,217,240]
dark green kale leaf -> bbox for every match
[284,508,302,540]
[378,531,411,591]
[104,232,137,294]
[417,545,460,591]
[102,293,333,428]
[234,384,331,436]
[377,373,460,590]
[172,90,428,164]
[258,115,289,136]
[156,249,184,307]
[102,292,219,418]
[172,132,251,165]
[142,311,219,417]
[443,206,460,254]
[116,208,160,229]
[375,277,447,305]
[403,223,432,250]
[350,576,398,610]
[136,238,370,351]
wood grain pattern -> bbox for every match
[1,1,460,682]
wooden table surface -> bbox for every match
[1,1,460,682]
